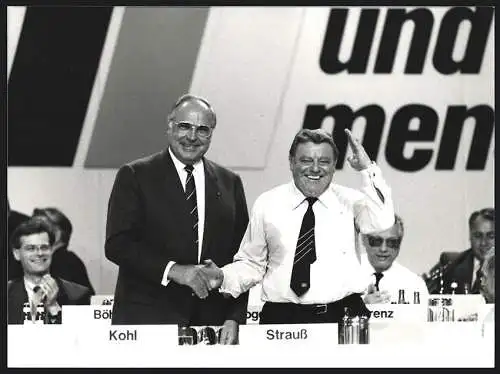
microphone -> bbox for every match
[216,191,221,199]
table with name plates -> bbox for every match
[7,295,494,368]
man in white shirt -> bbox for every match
[205,128,394,324]
[360,215,429,304]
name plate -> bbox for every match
[239,323,337,346]
[62,305,113,325]
[366,304,427,322]
[69,325,179,356]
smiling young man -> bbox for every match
[105,94,249,344]
[8,218,92,324]
[360,215,429,304]
[204,128,395,324]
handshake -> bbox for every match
[169,259,225,299]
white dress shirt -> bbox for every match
[161,148,206,286]
[23,277,38,305]
[360,253,429,303]
[221,163,394,304]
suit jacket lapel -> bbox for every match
[201,159,221,261]
[464,249,475,286]
[159,149,195,242]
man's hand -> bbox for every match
[38,274,61,315]
[38,274,59,306]
[219,319,239,345]
[345,129,372,171]
[363,284,391,304]
[168,264,213,299]
[201,259,224,290]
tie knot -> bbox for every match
[184,165,194,174]
[306,197,317,206]
[374,272,384,282]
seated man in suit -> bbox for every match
[8,218,92,324]
[360,214,429,304]
[425,208,494,294]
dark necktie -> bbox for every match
[184,165,198,260]
[471,269,482,294]
[374,272,384,291]
[290,197,317,297]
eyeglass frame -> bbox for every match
[366,235,402,249]
[171,121,215,139]
[19,244,52,252]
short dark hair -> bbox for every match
[32,207,73,243]
[468,208,495,229]
[10,217,56,250]
[288,129,339,162]
[167,94,217,127]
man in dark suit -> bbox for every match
[8,218,92,324]
[105,94,249,344]
[425,208,495,294]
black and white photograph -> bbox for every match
[5,4,495,368]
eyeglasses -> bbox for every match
[366,236,402,249]
[21,244,52,252]
[173,122,213,139]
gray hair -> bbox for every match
[167,94,217,127]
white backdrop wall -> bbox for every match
[8,7,494,303]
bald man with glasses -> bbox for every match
[360,215,429,304]
[105,94,249,344]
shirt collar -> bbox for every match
[289,181,337,210]
[23,276,38,293]
[168,147,203,175]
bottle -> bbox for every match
[339,307,352,344]
[413,291,420,304]
[351,316,360,344]
[359,316,370,344]
[398,289,406,304]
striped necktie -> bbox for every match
[290,197,317,297]
[184,165,198,260]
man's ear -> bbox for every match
[288,156,294,171]
[12,248,21,261]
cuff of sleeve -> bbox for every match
[161,261,176,287]
[218,268,240,299]
[360,162,380,180]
